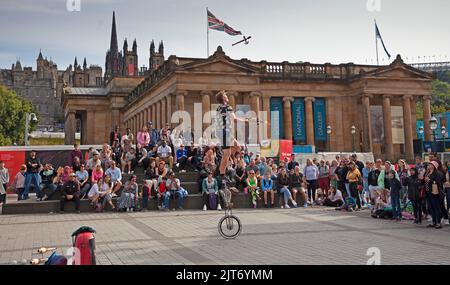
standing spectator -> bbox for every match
[318,160,330,196]
[424,161,445,229]
[148,121,160,149]
[287,154,299,172]
[403,167,424,224]
[304,159,319,205]
[11,165,26,201]
[140,180,152,211]
[23,150,42,200]
[109,125,121,147]
[75,164,90,199]
[334,160,348,194]
[105,161,123,196]
[137,126,150,149]
[202,172,219,211]
[69,143,83,167]
[261,171,275,208]
[351,154,365,174]
[39,164,57,201]
[117,175,139,212]
[157,140,174,169]
[164,172,187,211]
[362,161,372,207]
[276,167,297,209]
[397,159,409,203]
[111,140,123,167]
[368,159,382,204]
[346,161,362,210]
[60,173,80,214]
[0,161,9,205]
[329,160,339,189]
[388,169,402,220]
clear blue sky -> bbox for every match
[0,0,449,70]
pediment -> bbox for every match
[363,56,434,80]
[181,59,259,74]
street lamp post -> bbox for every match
[25,113,37,146]
[351,126,356,153]
[441,126,447,139]
[419,126,424,140]
[430,116,438,142]
[326,125,332,152]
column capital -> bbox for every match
[423,95,432,101]
[402,95,413,101]
[382,94,393,100]
[226,91,238,97]
[176,90,188,97]
[283,96,294,103]
[362,93,373,100]
[304,96,316,103]
[200,90,213,97]
[250,91,262,97]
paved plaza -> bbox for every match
[0,206,449,265]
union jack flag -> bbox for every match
[208,9,242,36]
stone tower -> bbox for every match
[122,38,138,76]
[105,11,121,81]
[149,40,165,71]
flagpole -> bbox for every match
[375,19,379,66]
[206,7,210,57]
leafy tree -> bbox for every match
[0,85,36,146]
[416,79,450,120]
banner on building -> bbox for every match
[370,105,384,143]
[292,98,306,141]
[391,106,405,144]
[0,150,25,191]
[279,140,293,161]
[261,140,279,158]
[270,98,284,139]
[313,98,327,141]
[128,64,135,76]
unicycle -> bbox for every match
[218,179,242,239]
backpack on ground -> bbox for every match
[208,193,218,210]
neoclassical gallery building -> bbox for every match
[63,46,434,161]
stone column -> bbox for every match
[305,97,316,146]
[64,110,76,145]
[362,94,373,152]
[161,98,167,127]
[156,100,162,129]
[176,91,186,111]
[145,109,149,126]
[402,95,414,161]
[227,91,237,110]
[382,95,394,159]
[151,104,156,127]
[166,95,172,127]
[411,97,417,140]
[201,91,212,131]
[250,92,262,143]
[262,96,271,139]
[423,95,432,141]
[283,97,293,140]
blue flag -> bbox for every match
[375,22,391,58]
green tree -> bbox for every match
[0,85,36,146]
[416,79,450,120]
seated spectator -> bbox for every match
[187,146,202,172]
[69,143,83,167]
[135,143,149,170]
[145,160,159,194]
[105,161,123,196]
[72,156,82,173]
[287,154,299,172]
[91,164,104,185]
[157,140,174,169]
[87,176,115,211]
[100,143,113,170]
[234,159,247,190]
[289,166,304,204]
[117,175,139,212]
[176,144,188,173]
[155,160,169,186]
[11,164,26,201]
[121,127,134,145]
[164,172,188,211]
[60,173,80,214]
[86,151,101,176]
[75,164,90,199]
[276,167,297,209]
[323,186,344,207]
[52,167,65,198]
[121,147,136,175]
[137,126,150,149]
[148,121,160,149]
[39,163,57,201]
[261,171,275,208]
[156,177,167,210]
[202,149,216,174]
[245,170,260,208]
[202,172,220,211]
[60,166,72,185]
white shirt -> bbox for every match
[157,145,172,158]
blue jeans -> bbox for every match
[279,187,292,204]
[164,189,186,209]
[24,172,42,199]
[391,192,401,219]
[39,182,57,199]
[345,183,350,198]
